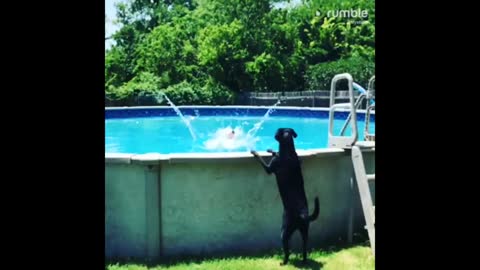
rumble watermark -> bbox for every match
[316,9,369,24]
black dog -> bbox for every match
[251,128,320,265]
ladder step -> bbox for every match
[367,174,375,181]
[354,141,375,148]
[365,134,375,141]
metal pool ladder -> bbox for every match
[327,73,375,256]
[352,145,375,256]
[328,73,358,148]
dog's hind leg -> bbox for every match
[299,222,309,263]
[280,225,295,265]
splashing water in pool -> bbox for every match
[203,100,281,152]
[204,126,260,151]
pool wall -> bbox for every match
[105,106,375,262]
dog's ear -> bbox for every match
[291,129,297,138]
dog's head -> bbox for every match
[274,128,297,143]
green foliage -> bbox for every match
[105,0,375,105]
[202,79,235,105]
[106,72,164,106]
[196,19,251,91]
[246,52,284,91]
[306,56,375,90]
[159,80,234,105]
[161,81,200,105]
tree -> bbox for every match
[105,0,375,105]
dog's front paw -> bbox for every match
[266,149,277,156]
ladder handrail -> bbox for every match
[341,76,375,136]
[364,104,375,141]
[367,76,375,99]
[364,76,375,140]
[328,73,358,148]
[340,93,367,136]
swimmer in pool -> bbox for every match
[227,130,235,139]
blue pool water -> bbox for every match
[105,108,375,154]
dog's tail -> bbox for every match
[308,197,320,222]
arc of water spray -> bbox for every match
[157,92,197,140]
[246,99,282,139]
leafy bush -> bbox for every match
[161,81,199,105]
[160,80,235,105]
[105,73,236,106]
[305,57,375,90]
[105,72,163,106]
[202,79,235,105]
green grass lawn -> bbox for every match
[106,245,374,270]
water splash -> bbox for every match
[157,92,197,140]
[246,100,281,140]
[204,126,259,151]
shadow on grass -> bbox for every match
[290,258,323,270]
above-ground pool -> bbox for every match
[105,106,375,154]
[105,106,375,261]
